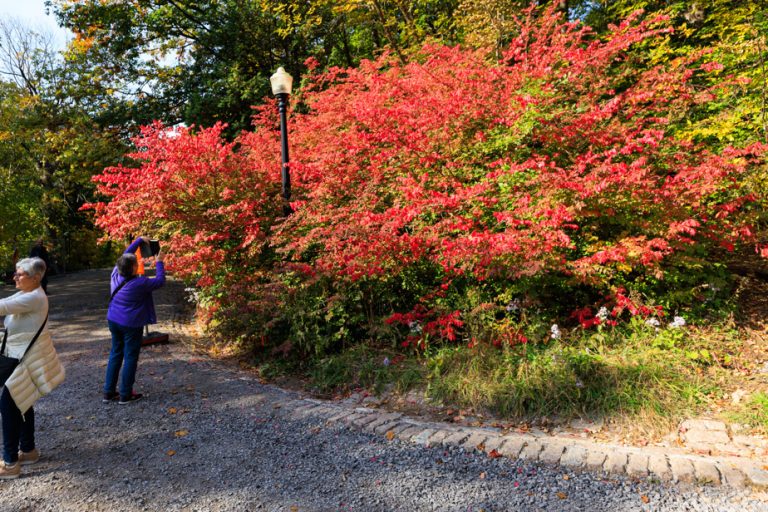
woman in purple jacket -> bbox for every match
[103,236,165,404]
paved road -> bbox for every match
[0,270,765,511]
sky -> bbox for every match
[0,0,70,50]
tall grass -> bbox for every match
[424,323,723,434]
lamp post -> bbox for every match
[270,66,294,216]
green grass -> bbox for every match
[307,344,424,396]
[418,319,733,435]
[729,392,768,431]
[424,340,717,427]
[257,322,726,436]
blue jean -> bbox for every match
[0,387,34,464]
[104,320,144,398]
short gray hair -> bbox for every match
[116,253,138,277]
[16,257,46,279]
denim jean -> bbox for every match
[0,387,34,464]
[104,320,144,398]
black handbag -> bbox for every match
[0,315,49,387]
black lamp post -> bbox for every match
[270,66,294,216]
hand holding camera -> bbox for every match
[138,237,162,259]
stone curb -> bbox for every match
[296,398,768,489]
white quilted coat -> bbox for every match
[1,286,65,414]
[5,330,65,414]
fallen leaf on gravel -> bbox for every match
[488,449,502,459]
[65,416,74,420]
[557,492,567,500]
[386,431,396,441]
[563,475,570,480]
[479,472,486,479]
[166,450,176,456]
[174,430,189,437]
[290,507,298,512]
[476,443,485,451]
[641,495,650,504]
[168,407,178,414]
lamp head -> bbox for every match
[270,67,293,96]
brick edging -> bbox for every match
[287,398,768,489]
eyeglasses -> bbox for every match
[12,272,29,279]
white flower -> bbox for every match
[669,316,686,329]
[575,379,584,389]
[506,298,521,313]
[645,318,661,328]
[408,321,422,333]
[383,357,390,366]
[550,324,561,340]
[184,287,199,304]
[596,307,609,321]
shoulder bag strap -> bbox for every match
[19,314,48,361]
[109,275,136,305]
[1,314,48,360]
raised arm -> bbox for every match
[144,251,166,291]
[124,236,147,255]
[0,292,43,316]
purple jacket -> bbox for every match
[106,238,166,328]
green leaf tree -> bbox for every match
[0,17,125,271]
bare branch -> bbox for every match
[0,17,59,97]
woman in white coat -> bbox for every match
[0,257,64,479]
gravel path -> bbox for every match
[0,270,766,512]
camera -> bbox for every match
[139,239,161,258]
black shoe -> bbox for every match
[118,393,143,405]
[102,392,119,403]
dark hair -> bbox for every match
[117,254,138,278]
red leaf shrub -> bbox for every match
[86,6,767,351]
[84,121,282,283]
